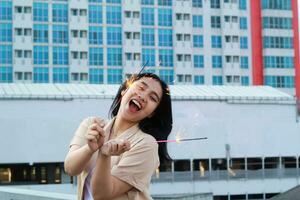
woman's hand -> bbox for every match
[101,139,131,156]
[85,118,106,153]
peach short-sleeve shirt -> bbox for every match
[69,117,160,200]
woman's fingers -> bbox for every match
[101,139,131,156]
[93,117,105,128]
[89,123,105,137]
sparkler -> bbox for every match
[156,137,208,143]
[125,60,149,89]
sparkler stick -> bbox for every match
[156,137,208,143]
[138,60,149,75]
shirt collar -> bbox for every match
[103,117,140,141]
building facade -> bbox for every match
[0,0,299,98]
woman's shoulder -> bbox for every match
[135,130,158,149]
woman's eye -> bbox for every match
[150,96,157,102]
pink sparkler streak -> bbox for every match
[156,139,178,143]
[156,137,207,143]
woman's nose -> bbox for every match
[138,93,146,102]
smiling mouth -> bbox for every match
[129,99,141,112]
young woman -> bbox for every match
[64,73,173,200]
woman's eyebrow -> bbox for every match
[141,81,160,101]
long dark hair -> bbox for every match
[109,73,173,161]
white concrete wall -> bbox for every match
[0,98,299,163]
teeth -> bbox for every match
[132,99,141,109]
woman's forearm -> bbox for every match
[64,144,94,176]
[91,153,113,200]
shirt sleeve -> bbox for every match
[111,136,159,192]
[69,117,93,147]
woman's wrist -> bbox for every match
[84,144,96,156]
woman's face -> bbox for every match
[118,77,163,123]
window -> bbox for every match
[213,76,223,85]
[194,75,204,84]
[158,9,172,26]
[0,66,12,83]
[194,55,204,68]
[106,6,121,24]
[184,34,191,41]
[193,35,203,48]
[133,12,139,18]
[183,14,190,20]
[24,28,32,36]
[108,68,122,84]
[142,28,155,46]
[0,23,12,42]
[15,50,22,58]
[211,0,220,8]
[159,49,173,67]
[53,67,69,83]
[133,32,140,39]
[159,69,173,85]
[89,48,103,66]
[89,26,103,44]
[240,36,248,49]
[211,16,221,28]
[240,17,247,29]
[89,68,104,84]
[33,67,49,83]
[211,36,222,48]
[53,4,68,22]
[263,17,292,29]
[106,0,121,3]
[176,34,182,41]
[177,54,183,62]
[264,76,294,88]
[263,36,293,49]
[71,9,78,16]
[34,46,48,65]
[33,24,48,43]
[53,25,68,43]
[264,56,294,68]
[240,56,248,68]
[53,47,68,65]
[158,0,172,6]
[232,16,238,23]
[262,0,291,10]
[33,3,48,22]
[142,49,155,66]
[0,1,12,20]
[107,27,122,45]
[24,7,31,13]
[80,9,87,16]
[141,0,154,5]
[107,48,122,66]
[15,6,23,13]
[141,8,154,26]
[89,5,102,24]
[241,76,249,85]
[212,56,222,68]
[193,15,203,28]
[24,50,32,58]
[239,0,247,10]
[192,0,202,7]
[158,29,172,47]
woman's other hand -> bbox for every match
[85,117,106,153]
[101,139,131,156]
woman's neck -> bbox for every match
[112,115,137,137]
